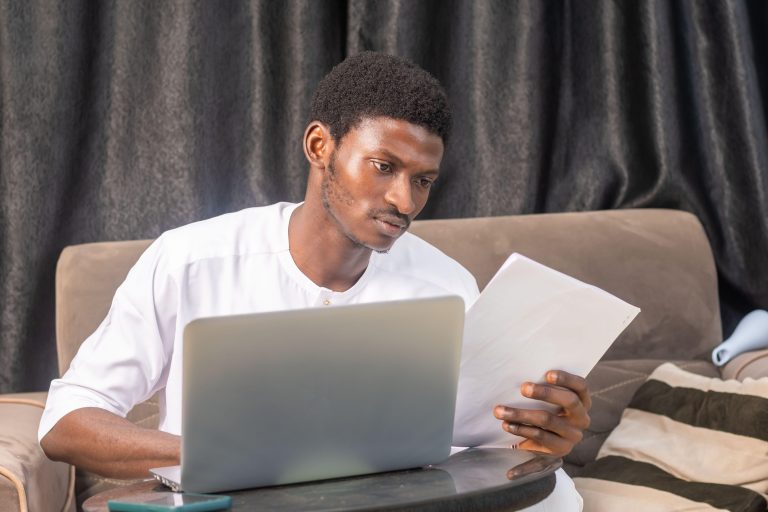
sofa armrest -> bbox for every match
[0,392,74,512]
[721,349,768,381]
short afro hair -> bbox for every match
[309,52,452,144]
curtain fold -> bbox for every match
[1,0,766,392]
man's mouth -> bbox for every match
[374,216,408,236]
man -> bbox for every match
[39,52,589,508]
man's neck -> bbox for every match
[288,202,372,292]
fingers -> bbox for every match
[505,455,553,480]
[505,421,581,456]
[492,370,593,457]
[496,409,582,457]
[494,406,584,446]
[516,438,567,456]
[546,370,592,411]
[519,374,591,430]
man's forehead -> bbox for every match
[339,116,444,168]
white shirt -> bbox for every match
[39,202,479,439]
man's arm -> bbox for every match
[494,370,591,457]
[40,407,180,479]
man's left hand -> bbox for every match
[493,370,592,457]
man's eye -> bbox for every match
[373,161,392,173]
[418,178,434,189]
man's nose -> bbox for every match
[384,175,416,216]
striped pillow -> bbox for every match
[574,363,768,512]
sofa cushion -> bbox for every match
[56,240,152,375]
[563,359,718,471]
[573,363,768,511]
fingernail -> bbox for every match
[522,383,534,396]
[547,371,558,384]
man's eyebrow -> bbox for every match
[372,148,404,165]
[373,149,439,174]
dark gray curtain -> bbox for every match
[1,0,766,393]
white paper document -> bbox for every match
[452,253,640,447]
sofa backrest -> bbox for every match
[408,209,721,361]
[55,208,721,375]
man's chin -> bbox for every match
[355,233,401,254]
[364,239,396,255]
[341,221,405,254]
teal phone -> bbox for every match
[107,492,232,511]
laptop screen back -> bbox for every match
[179,295,465,493]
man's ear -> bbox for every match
[303,121,334,170]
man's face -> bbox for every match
[320,117,444,253]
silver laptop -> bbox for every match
[151,295,465,493]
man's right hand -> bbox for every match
[40,407,181,478]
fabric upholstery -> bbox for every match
[55,241,152,376]
[0,392,74,512]
[562,359,718,473]
[574,363,768,511]
[722,349,768,381]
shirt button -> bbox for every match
[323,299,331,306]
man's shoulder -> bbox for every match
[156,202,294,266]
[377,232,480,301]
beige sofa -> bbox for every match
[2,208,766,511]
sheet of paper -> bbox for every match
[452,253,640,448]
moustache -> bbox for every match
[370,209,411,229]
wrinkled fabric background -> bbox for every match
[1,0,766,393]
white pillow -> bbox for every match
[574,363,768,512]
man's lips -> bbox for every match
[374,216,409,236]
[377,216,407,228]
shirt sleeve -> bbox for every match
[38,236,178,441]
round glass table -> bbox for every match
[83,448,561,511]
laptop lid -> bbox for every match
[177,295,465,493]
